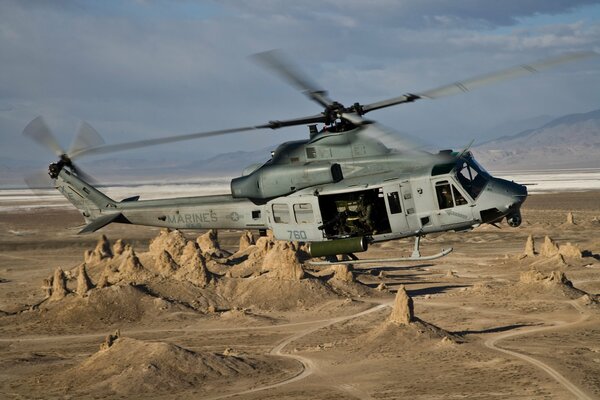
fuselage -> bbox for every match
[53,124,527,245]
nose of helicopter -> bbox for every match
[492,177,528,208]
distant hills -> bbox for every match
[473,109,600,171]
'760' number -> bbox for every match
[288,230,307,240]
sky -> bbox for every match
[1,0,599,173]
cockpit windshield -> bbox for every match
[455,154,490,199]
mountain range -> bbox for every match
[472,109,600,171]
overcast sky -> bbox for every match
[1,0,599,169]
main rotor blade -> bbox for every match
[24,170,54,191]
[22,116,66,157]
[71,125,261,158]
[361,51,597,114]
[419,51,597,99]
[70,113,329,159]
[68,121,105,157]
[253,50,335,108]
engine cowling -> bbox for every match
[231,162,343,200]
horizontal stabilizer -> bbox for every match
[79,213,123,234]
[121,195,140,202]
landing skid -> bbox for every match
[307,247,452,266]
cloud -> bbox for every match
[222,0,600,28]
[0,0,599,172]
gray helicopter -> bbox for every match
[23,51,594,263]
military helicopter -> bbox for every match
[22,51,594,264]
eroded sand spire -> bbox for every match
[50,267,69,301]
[263,241,305,280]
[239,230,255,252]
[540,236,559,258]
[76,263,93,296]
[84,235,113,264]
[566,212,575,225]
[197,229,230,258]
[388,285,414,325]
[524,234,535,257]
[100,329,121,351]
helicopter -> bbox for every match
[22,50,595,264]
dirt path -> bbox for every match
[484,300,593,400]
[207,302,391,400]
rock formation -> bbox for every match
[566,212,575,225]
[76,263,93,296]
[112,239,128,256]
[197,229,230,258]
[155,250,179,276]
[330,264,355,282]
[84,235,113,264]
[376,282,388,292]
[520,269,573,286]
[263,241,305,280]
[50,267,69,301]
[558,242,582,259]
[524,234,536,257]
[118,249,145,278]
[42,276,53,298]
[388,285,414,325]
[176,242,212,287]
[100,329,121,351]
[540,236,559,258]
[149,229,188,262]
[238,230,255,252]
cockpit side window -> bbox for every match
[436,180,469,209]
[452,185,468,205]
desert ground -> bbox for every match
[0,190,599,399]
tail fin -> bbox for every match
[54,167,119,228]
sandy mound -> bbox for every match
[217,276,338,311]
[0,283,197,334]
[27,231,374,321]
[517,235,583,266]
[558,242,583,259]
[218,239,372,310]
[62,334,294,397]
[356,288,460,353]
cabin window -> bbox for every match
[387,192,402,214]
[272,204,291,223]
[293,203,314,223]
[252,210,261,220]
[436,181,454,209]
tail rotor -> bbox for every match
[22,116,102,192]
